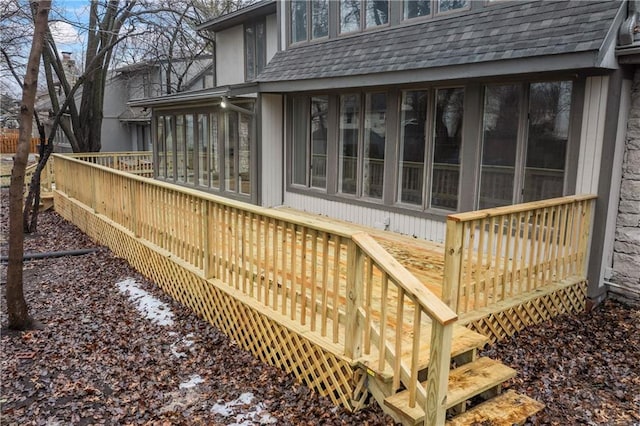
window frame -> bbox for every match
[288,0,329,45]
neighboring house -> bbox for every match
[130,0,640,305]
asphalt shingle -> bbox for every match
[258,0,621,83]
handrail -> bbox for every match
[352,233,457,326]
[448,194,596,222]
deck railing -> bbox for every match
[53,153,458,424]
[68,151,154,177]
[443,195,596,316]
[0,130,40,154]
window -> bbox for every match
[245,20,266,81]
[363,93,387,198]
[339,94,360,194]
[290,0,328,43]
[403,0,467,19]
[312,0,329,38]
[340,0,388,33]
[398,88,464,210]
[479,81,572,209]
[152,101,254,199]
[290,1,307,43]
[291,95,329,189]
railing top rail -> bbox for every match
[53,153,357,238]
[66,151,152,157]
[447,194,597,223]
[352,232,458,326]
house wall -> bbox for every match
[102,78,133,152]
[260,94,284,207]
[611,69,640,304]
[216,25,245,86]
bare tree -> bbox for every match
[6,0,50,330]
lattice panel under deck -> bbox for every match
[462,281,587,343]
[54,192,364,411]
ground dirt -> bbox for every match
[1,193,639,425]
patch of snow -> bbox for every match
[170,333,196,359]
[210,393,277,425]
[179,374,205,389]
[116,278,174,326]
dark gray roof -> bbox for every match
[197,0,276,32]
[258,1,622,86]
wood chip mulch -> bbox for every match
[1,192,639,425]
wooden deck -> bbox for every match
[50,153,594,425]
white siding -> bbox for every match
[283,192,447,243]
[216,25,245,86]
[576,76,609,194]
[266,13,278,63]
[261,94,284,207]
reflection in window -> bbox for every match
[438,0,467,13]
[291,1,307,43]
[479,84,520,209]
[524,81,572,202]
[165,116,174,180]
[312,0,328,38]
[156,117,165,178]
[210,113,219,189]
[239,113,251,195]
[185,115,195,184]
[363,93,386,199]
[198,114,208,187]
[292,97,308,186]
[404,0,431,19]
[431,88,463,210]
[176,115,185,182]
[339,94,360,194]
[398,90,428,205]
[365,0,389,28]
[245,20,266,81]
[225,111,238,192]
[311,96,328,188]
[340,0,361,33]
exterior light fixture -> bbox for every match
[220,96,228,108]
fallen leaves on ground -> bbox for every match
[2,192,639,425]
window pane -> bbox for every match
[398,90,427,205]
[339,94,360,194]
[479,84,520,209]
[292,97,308,185]
[165,116,174,180]
[185,114,195,184]
[176,115,185,182]
[198,114,209,187]
[311,96,328,189]
[245,25,256,80]
[524,81,572,202]
[363,93,386,199]
[312,0,328,38]
[225,111,237,192]
[291,1,307,43]
[431,88,463,210]
[340,0,361,33]
[365,0,388,28]
[210,112,219,189]
[156,116,165,178]
[404,0,431,19]
[256,21,266,75]
[239,112,251,195]
[438,0,467,13]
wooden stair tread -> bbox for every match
[357,325,488,380]
[446,390,545,426]
[384,357,517,423]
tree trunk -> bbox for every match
[6,0,50,330]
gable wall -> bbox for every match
[216,25,245,86]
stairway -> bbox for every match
[359,326,544,425]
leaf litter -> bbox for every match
[1,190,638,424]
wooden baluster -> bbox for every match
[321,232,330,337]
[332,238,341,344]
[464,221,474,313]
[310,229,318,331]
[363,257,373,354]
[281,222,289,316]
[290,224,297,320]
[300,227,307,326]
[408,303,421,407]
[378,274,388,371]
[393,287,405,391]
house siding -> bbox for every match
[283,191,446,243]
[216,25,245,86]
[611,69,640,305]
[260,94,284,207]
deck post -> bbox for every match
[344,239,363,359]
[578,199,594,276]
[425,321,454,426]
[443,218,464,314]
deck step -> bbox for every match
[384,357,517,424]
[357,325,488,382]
[446,390,545,426]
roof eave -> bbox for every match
[197,0,276,33]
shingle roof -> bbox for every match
[258,1,622,83]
